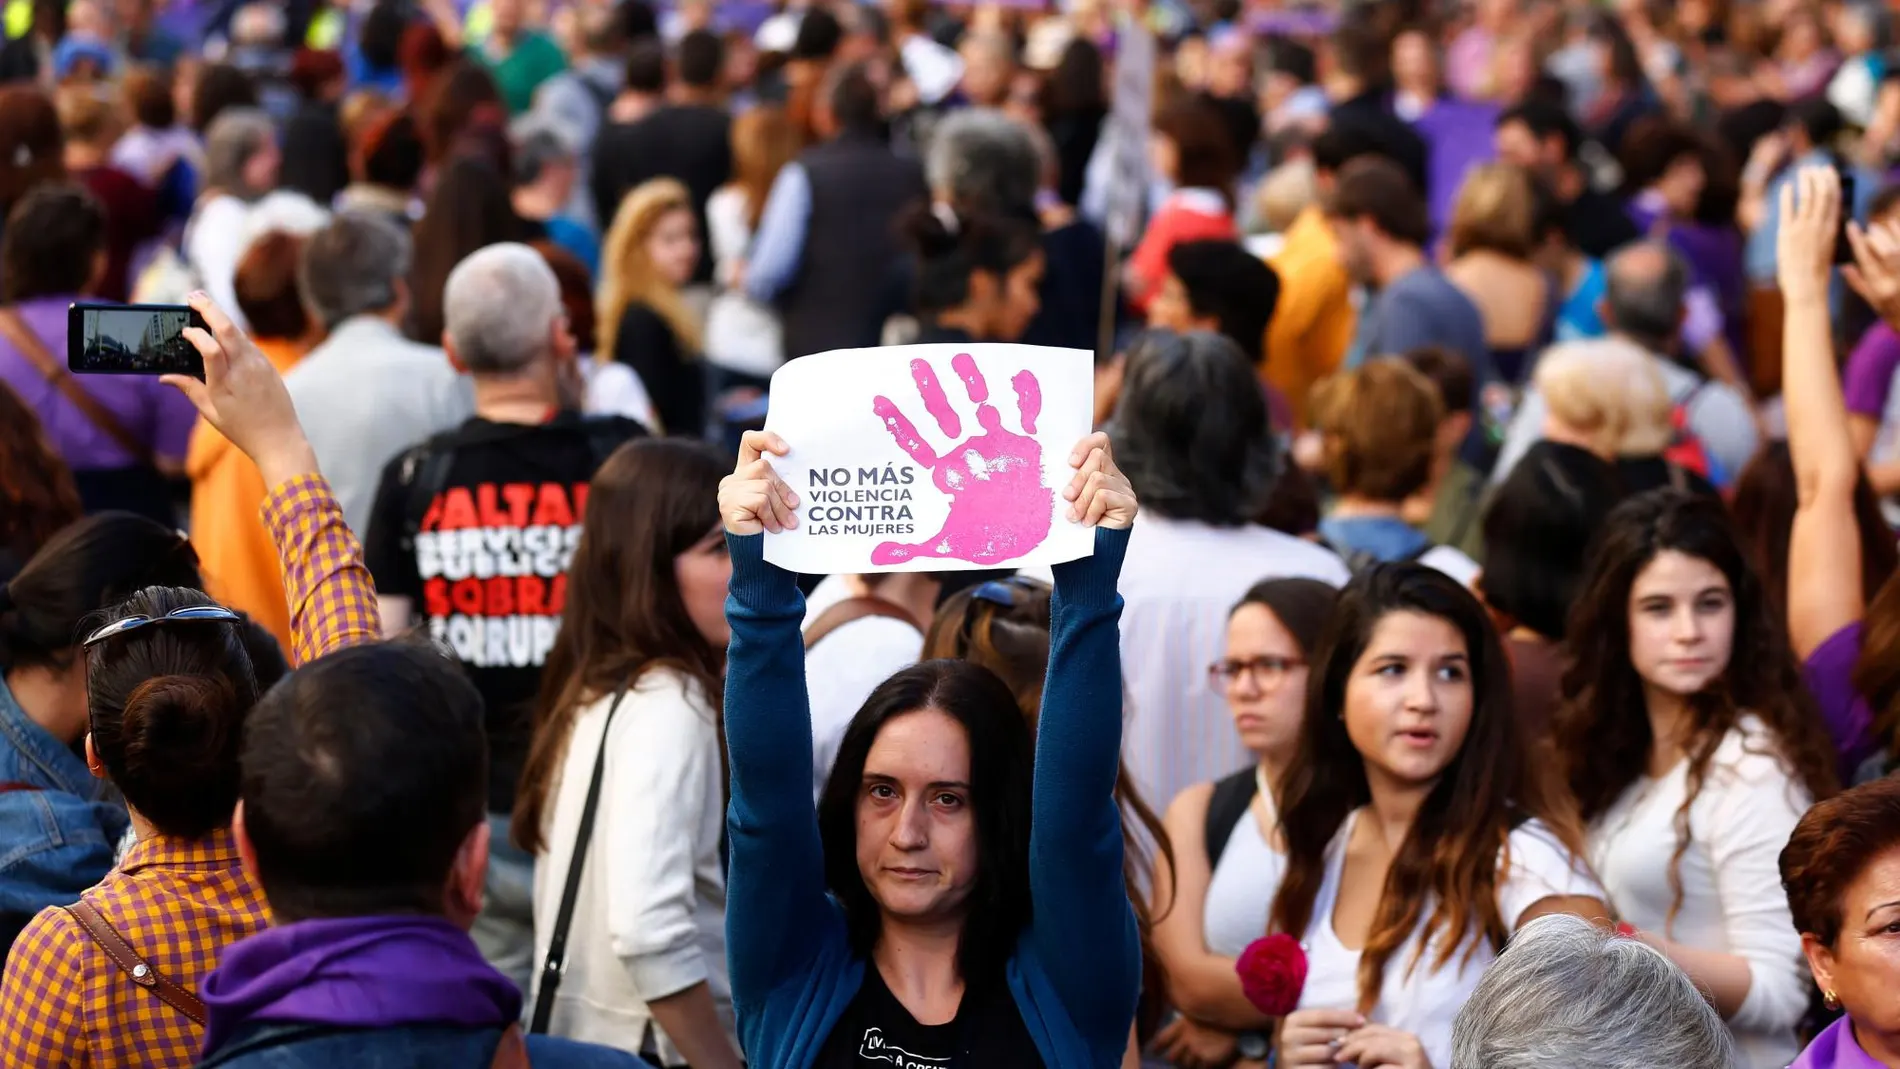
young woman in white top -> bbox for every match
[512,438,743,1069]
[1275,563,1609,1069]
[1552,489,1840,1069]
[703,105,796,384]
[1149,578,1337,1068]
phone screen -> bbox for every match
[67,304,206,378]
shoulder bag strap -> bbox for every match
[0,308,155,466]
[804,596,919,650]
[62,899,207,1025]
[528,681,633,1035]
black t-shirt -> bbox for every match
[611,302,706,438]
[363,412,645,813]
[812,965,1046,1069]
[1566,186,1643,260]
[589,104,732,283]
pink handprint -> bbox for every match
[870,353,1050,566]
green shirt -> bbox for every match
[481,30,567,115]
[1422,459,1486,561]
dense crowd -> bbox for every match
[0,0,1898,1068]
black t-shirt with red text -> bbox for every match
[364,412,645,813]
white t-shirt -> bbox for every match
[1587,716,1812,1069]
[1297,815,1602,1069]
[802,576,924,803]
[1202,795,1286,957]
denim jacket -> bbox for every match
[0,674,126,942]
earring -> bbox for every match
[1825,990,1841,1011]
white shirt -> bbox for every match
[1587,716,1812,1069]
[529,669,735,1065]
[1118,517,1348,809]
[1202,798,1286,957]
[703,185,785,378]
[1299,816,1603,1069]
[801,576,924,802]
[581,355,658,429]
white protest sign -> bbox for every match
[762,344,1096,574]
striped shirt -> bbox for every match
[0,473,378,1068]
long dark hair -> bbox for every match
[921,580,1175,1038]
[0,381,80,580]
[0,513,202,677]
[1730,441,1897,619]
[86,586,258,839]
[407,155,529,345]
[817,660,1033,981]
[1553,490,1838,926]
[513,439,730,853]
[1270,563,1582,1012]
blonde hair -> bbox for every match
[1534,339,1676,457]
[597,178,702,358]
[1308,358,1445,502]
[1255,158,1317,234]
[731,106,799,231]
[1448,163,1537,260]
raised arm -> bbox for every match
[167,292,380,663]
[1027,433,1142,1062]
[1779,169,1865,661]
[717,432,844,1012]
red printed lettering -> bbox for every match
[423,577,450,618]
[530,483,574,528]
[438,488,478,531]
[518,574,548,615]
[485,576,516,616]
[449,577,484,615]
[502,483,536,527]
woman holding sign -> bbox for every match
[719,429,1140,1069]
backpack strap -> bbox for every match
[62,899,206,1025]
[804,597,919,650]
[1203,766,1259,868]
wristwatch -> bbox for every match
[1237,1030,1270,1061]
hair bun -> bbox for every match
[121,673,240,764]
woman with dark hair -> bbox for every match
[515,439,741,1066]
[337,106,423,224]
[416,59,508,174]
[188,63,261,134]
[1274,564,1606,1069]
[919,575,1177,1061]
[186,231,316,652]
[111,66,201,230]
[0,291,378,1063]
[1581,12,1659,157]
[1125,97,1240,315]
[0,85,66,230]
[1477,439,1626,738]
[719,429,1141,1068]
[407,155,530,345]
[1040,39,1106,209]
[0,184,197,522]
[1552,489,1839,1069]
[279,49,350,208]
[1731,441,1898,622]
[184,107,284,329]
[1777,777,1900,1069]
[1150,579,1336,1069]
[902,205,1045,345]
[0,381,80,582]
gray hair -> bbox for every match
[1604,241,1688,353]
[925,109,1041,215]
[300,211,412,328]
[511,123,575,187]
[1449,914,1735,1069]
[443,242,562,374]
[203,107,276,197]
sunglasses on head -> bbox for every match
[82,605,241,648]
[955,576,1047,654]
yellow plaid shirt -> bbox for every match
[0,473,379,1068]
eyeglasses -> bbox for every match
[955,576,1049,655]
[82,605,241,648]
[1208,655,1306,690]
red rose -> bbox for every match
[1235,933,1308,1017]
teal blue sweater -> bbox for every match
[721,526,1141,1069]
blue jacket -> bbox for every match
[722,526,1141,1069]
[0,675,124,942]
[198,1022,649,1068]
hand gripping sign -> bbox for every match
[762,343,1095,574]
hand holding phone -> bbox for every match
[67,303,209,379]
[163,292,319,488]
[1836,171,1858,265]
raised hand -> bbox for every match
[163,290,317,488]
[869,353,1052,566]
[720,430,800,536]
[1775,165,1839,305]
[1063,432,1137,530]
[1845,217,1900,327]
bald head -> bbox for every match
[1603,241,1686,353]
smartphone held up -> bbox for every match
[67,302,207,379]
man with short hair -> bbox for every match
[590,29,730,282]
[746,62,929,360]
[1494,98,1643,259]
[1492,241,1760,486]
[362,243,644,993]
[512,124,598,273]
[1146,239,1291,426]
[1330,156,1494,392]
[196,641,647,1068]
[477,0,569,115]
[285,211,472,538]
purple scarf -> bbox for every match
[199,915,522,1058]
[1792,1017,1888,1069]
